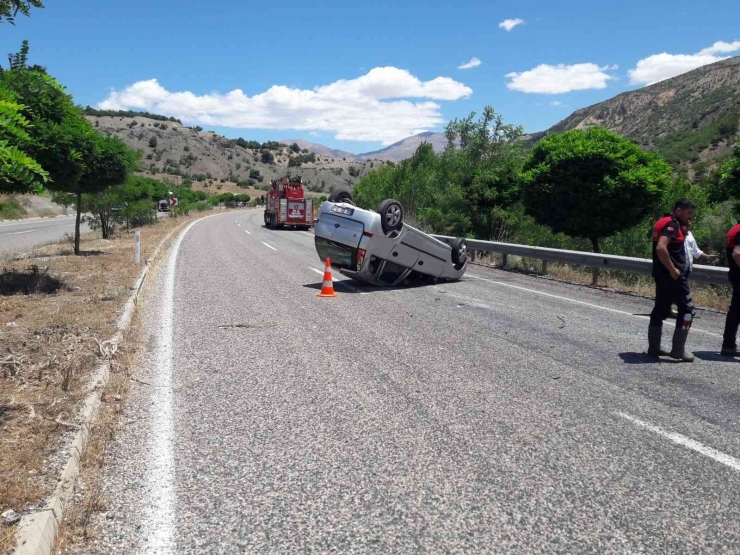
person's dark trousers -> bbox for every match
[651,276,694,327]
[722,279,740,350]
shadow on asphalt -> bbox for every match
[302,281,423,294]
[262,225,313,232]
[619,352,672,364]
[693,351,740,363]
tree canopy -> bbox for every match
[522,127,671,253]
[0,0,43,25]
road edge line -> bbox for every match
[12,209,234,555]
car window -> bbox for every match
[378,261,407,284]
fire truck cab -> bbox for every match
[264,176,314,230]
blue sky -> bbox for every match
[1,0,738,153]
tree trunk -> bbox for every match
[590,236,601,285]
[74,192,82,255]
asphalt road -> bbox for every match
[76,210,740,554]
[0,215,89,255]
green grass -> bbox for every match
[0,198,27,219]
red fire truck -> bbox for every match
[263,176,315,230]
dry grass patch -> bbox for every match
[0,212,220,553]
[470,251,732,312]
[56,318,144,552]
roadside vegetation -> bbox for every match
[354,105,740,272]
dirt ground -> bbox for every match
[0,209,235,552]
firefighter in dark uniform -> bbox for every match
[721,221,740,356]
[647,198,696,361]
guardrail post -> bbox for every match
[502,253,509,269]
[542,260,548,275]
[134,231,141,264]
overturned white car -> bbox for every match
[314,190,468,286]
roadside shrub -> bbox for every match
[149,136,158,148]
[261,149,275,164]
[0,198,27,219]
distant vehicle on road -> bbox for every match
[264,175,314,230]
[315,189,467,286]
[157,200,170,212]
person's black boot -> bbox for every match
[670,327,695,362]
[647,325,670,357]
[720,345,740,357]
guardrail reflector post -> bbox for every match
[135,231,141,264]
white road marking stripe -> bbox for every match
[309,267,368,294]
[617,412,740,473]
[466,273,721,338]
[245,230,251,235]
[237,224,241,227]
[261,241,278,251]
[10,229,39,235]
[143,220,201,550]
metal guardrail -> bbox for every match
[431,235,730,286]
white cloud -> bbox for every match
[628,40,740,86]
[98,67,472,145]
[458,57,482,70]
[499,18,524,32]
[549,100,566,107]
[505,63,616,94]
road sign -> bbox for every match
[170,197,178,206]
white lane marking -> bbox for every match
[237,223,241,227]
[0,216,74,229]
[245,230,251,235]
[309,267,368,294]
[466,273,721,338]
[261,241,278,251]
[10,229,39,235]
[617,412,740,473]
[143,220,204,551]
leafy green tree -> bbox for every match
[0,91,48,192]
[522,127,670,281]
[290,142,300,153]
[67,134,136,251]
[444,106,525,239]
[0,1,43,25]
[717,144,740,212]
[261,149,275,164]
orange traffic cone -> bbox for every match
[317,257,338,297]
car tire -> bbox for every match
[451,237,467,267]
[378,199,404,234]
[329,189,353,204]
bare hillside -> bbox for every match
[88,115,389,192]
[529,56,740,168]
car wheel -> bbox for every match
[329,189,353,204]
[378,199,404,234]
[451,237,467,267]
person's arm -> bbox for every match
[733,245,740,267]
[656,235,680,280]
[699,252,718,263]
